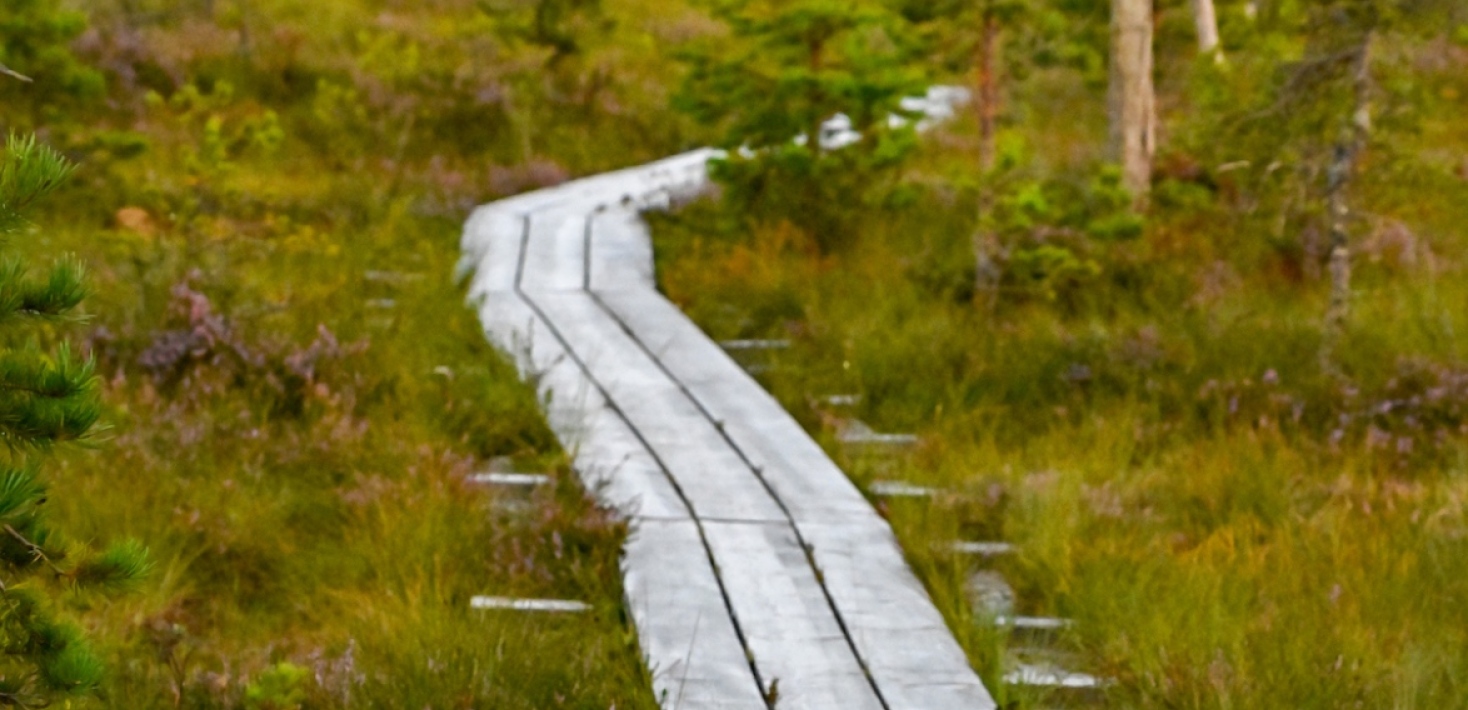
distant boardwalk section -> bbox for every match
[461,143,994,708]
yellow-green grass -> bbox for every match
[1,0,726,705]
[26,156,661,706]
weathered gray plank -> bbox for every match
[468,472,551,487]
[564,404,691,521]
[520,287,892,707]
[594,288,874,523]
[468,220,764,709]
[953,541,1017,557]
[868,480,941,498]
[470,596,590,612]
[802,521,998,709]
[478,322,693,521]
[523,291,788,523]
[593,276,996,708]
[463,208,529,296]
[522,211,588,293]
[623,519,766,710]
[701,520,883,710]
[588,209,656,292]
[461,148,716,291]
[1003,663,1107,690]
[468,212,694,474]
[468,229,691,522]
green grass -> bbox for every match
[41,197,659,707]
[40,139,659,707]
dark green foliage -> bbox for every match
[708,137,919,251]
[901,0,1107,84]
[675,0,928,247]
[0,135,74,233]
[0,0,105,126]
[479,0,610,65]
[954,142,1143,306]
[0,135,148,706]
[678,1,923,149]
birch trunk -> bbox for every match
[1323,33,1373,340]
[1191,0,1223,62]
[1110,0,1155,209]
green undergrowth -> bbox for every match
[9,0,1467,705]
[650,50,1468,710]
[42,199,657,707]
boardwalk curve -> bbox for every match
[460,141,994,708]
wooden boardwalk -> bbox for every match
[460,148,995,709]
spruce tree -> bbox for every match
[676,0,923,156]
[0,134,148,706]
[673,0,926,248]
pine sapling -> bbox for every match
[0,134,150,707]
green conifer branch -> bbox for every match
[0,131,146,706]
[0,136,73,236]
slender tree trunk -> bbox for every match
[976,10,1000,172]
[1191,0,1224,63]
[1323,33,1373,344]
[973,6,1003,305]
[236,0,255,65]
[1110,0,1155,209]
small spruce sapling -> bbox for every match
[0,134,149,706]
[674,0,927,249]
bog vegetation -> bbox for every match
[654,0,1468,707]
[1,0,688,706]
[0,0,1465,707]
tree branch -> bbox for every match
[3,525,64,576]
[0,64,32,84]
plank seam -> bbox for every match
[581,208,594,292]
[584,218,892,710]
[511,210,771,707]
